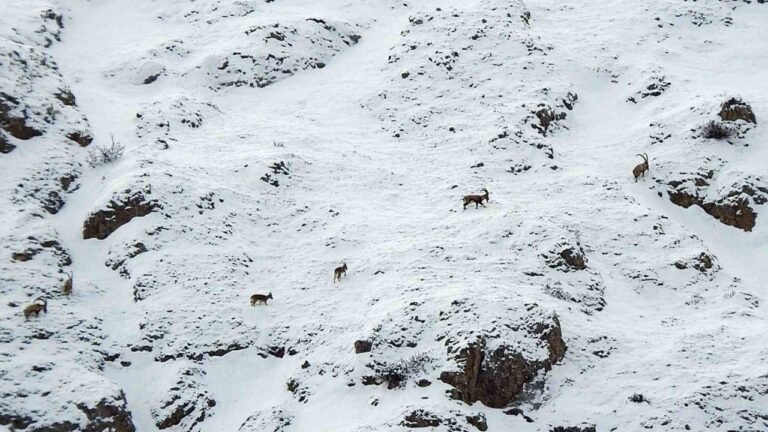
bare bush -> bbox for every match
[366,353,431,389]
[702,120,732,140]
[86,134,125,167]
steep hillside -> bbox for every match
[1,0,766,431]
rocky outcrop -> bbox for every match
[0,40,92,154]
[76,392,136,432]
[152,366,215,431]
[207,19,362,90]
[670,189,757,231]
[66,131,94,146]
[0,95,43,141]
[559,247,587,270]
[10,237,71,266]
[667,177,766,232]
[465,413,488,431]
[719,97,756,124]
[546,242,588,272]
[354,339,373,354]
[439,315,566,408]
[533,105,566,136]
[83,189,160,240]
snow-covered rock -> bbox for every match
[2,0,767,431]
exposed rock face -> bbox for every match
[76,392,136,432]
[83,189,160,240]
[694,253,714,273]
[9,237,71,266]
[668,186,761,232]
[719,98,756,124]
[0,95,43,140]
[533,105,566,136]
[546,242,588,272]
[667,172,766,232]
[439,316,566,408]
[559,247,587,270]
[0,40,92,154]
[669,189,757,231]
[66,130,94,146]
[354,339,373,354]
[152,366,215,431]
[0,130,15,153]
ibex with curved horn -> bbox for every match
[632,153,649,182]
[462,188,489,210]
[62,271,73,296]
[334,262,348,283]
[23,297,47,320]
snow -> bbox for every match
[1,0,767,431]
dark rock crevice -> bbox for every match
[440,316,566,408]
[83,189,160,240]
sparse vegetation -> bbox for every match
[366,353,431,389]
[86,134,125,167]
[702,120,733,140]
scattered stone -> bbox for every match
[402,410,441,428]
[504,408,534,423]
[693,253,714,273]
[66,131,94,146]
[466,413,488,431]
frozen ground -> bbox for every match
[1,0,767,431]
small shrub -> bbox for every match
[369,353,431,389]
[86,134,125,167]
[702,120,732,140]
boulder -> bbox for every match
[440,315,566,408]
[719,98,756,124]
[401,410,442,428]
[354,339,373,354]
[0,97,43,140]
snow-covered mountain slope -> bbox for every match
[1,0,767,431]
